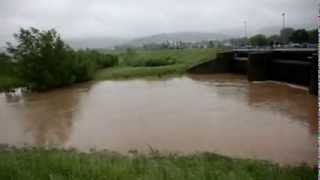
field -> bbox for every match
[0,148,316,180]
[95,48,222,80]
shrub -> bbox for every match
[75,50,118,69]
[124,56,176,67]
[6,28,77,90]
[5,28,119,91]
[0,53,17,75]
[144,57,175,67]
[71,53,97,82]
[99,54,118,67]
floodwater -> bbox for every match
[0,74,317,165]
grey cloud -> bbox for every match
[0,0,318,46]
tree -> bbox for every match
[267,34,281,45]
[229,38,247,47]
[307,29,318,44]
[0,53,10,61]
[289,29,309,43]
[0,53,15,76]
[280,28,294,43]
[249,34,268,47]
[208,41,215,48]
[6,27,75,90]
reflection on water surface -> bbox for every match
[0,74,317,165]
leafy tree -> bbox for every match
[6,27,119,91]
[267,34,281,45]
[289,29,309,43]
[0,53,10,61]
[307,29,318,44]
[72,50,118,81]
[280,28,294,43]
[6,27,76,90]
[249,34,268,47]
[208,41,215,48]
[0,53,15,75]
[229,38,247,47]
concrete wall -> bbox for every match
[188,52,234,73]
[188,49,318,95]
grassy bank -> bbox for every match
[0,48,220,90]
[0,148,315,180]
[95,48,222,80]
[95,64,187,80]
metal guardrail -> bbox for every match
[233,48,317,52]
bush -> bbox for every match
[0,53,17,76]
[249,34,268,47]
[6,28,76,90]
[76,50,118,69]
[124,56,176,67]
[71,54,97,82]
[99,54,118,68]
[6,27,118,91]
[144,57,175,67]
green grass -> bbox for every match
[0,48,221,89]
[0,148,316,180]
[95,48,223,80]
[121,48,222,64]
[95,64,187,80]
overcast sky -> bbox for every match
[0,0,318,45]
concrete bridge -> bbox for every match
[188,48,318,95]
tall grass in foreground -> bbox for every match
[0,149,315,180]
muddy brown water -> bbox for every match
[0,74,317,165]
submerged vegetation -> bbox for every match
[0,148,316,180]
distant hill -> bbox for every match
[64,32,229,49]
[0,47,6,53]
[66,37,130,50]
[125,32,230,47]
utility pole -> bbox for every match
[281,13,286,46]
[282,13,286,30]
[244,21,248,47]
[244,21,248,38]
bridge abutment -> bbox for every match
[188,49,318,95]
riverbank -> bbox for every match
[0,148,316,180]
[94,64,186,80]
[94,48,221,80]
[0,48,221,91]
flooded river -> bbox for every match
[0,74,317,165]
